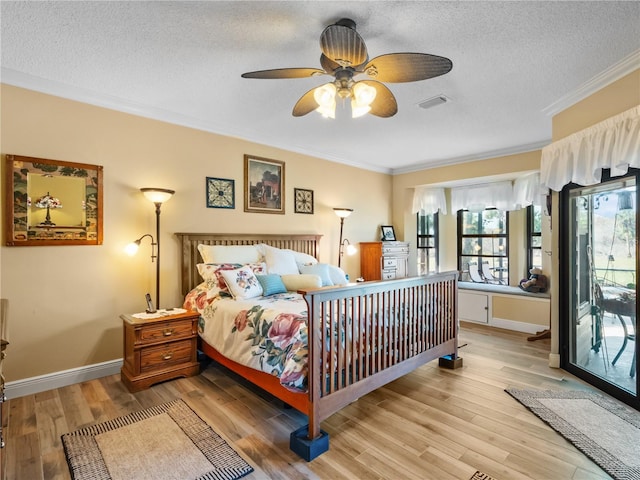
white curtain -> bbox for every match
[513,172,544,209]
[451,180,515,213]
[412,187,447,214]
[540,105,640,191]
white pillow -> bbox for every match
[281,274,322,291]
[197,244,261,264]
[263,245,299,275]
[219,266,264,300]
[327,264,348,285]
[285,249,318,269]
[299,264,334,286]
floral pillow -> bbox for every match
[197,262,266,296]
[219,266,264,300]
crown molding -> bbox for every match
[392,140,549,175]
[542,49,640,117]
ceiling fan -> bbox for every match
[241,18,453,119]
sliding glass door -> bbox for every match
[560,170,638,408]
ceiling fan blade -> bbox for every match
[292,86,320,117]
[359,80,398,118]
[320,54,341,74]
[242,68,326,79]
[319,19,368,67]
[363,53,453,83]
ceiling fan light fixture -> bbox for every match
[350,82,377,118]
[353,82,377,105]
[314,83,337,118]
[351,101,371,118]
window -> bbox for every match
[527,205,543,271]
[458,209,508,282]
[417,212,438,274]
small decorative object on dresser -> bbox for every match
[381,225,396,241]
[294,188,314,214]
[360,241,409,281]
[206,177,235,209]
[120,309,200,392]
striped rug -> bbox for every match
[61,399,253,480]
[506,388,640,480]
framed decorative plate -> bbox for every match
[294,188,314,214]
[206,177,235,209]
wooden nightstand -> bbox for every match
[121,310,200,392]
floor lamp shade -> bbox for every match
[334,208,353,268]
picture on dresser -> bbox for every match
[381,225,396,241]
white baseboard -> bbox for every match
[490,317,547,335]
[5,359,123,400]
[548,353,561,368]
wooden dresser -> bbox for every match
[121,310,200,392]
[360,241,410,281]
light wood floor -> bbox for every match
[3,323,615,480]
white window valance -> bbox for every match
[513,172,544,209]
[540,105,640,191]
[412,187,447,214]
[451,180,515,212]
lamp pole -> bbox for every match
[338,216,345,268]
[140,187,174,310]
[154,201,162,309]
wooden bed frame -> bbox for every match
[176,232,461,460]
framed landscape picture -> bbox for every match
[244,154,284,214]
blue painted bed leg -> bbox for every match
[289,425,329,461]
[439,354,463,369]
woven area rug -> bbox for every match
[506,389,640,480]
[470,471,497,480]
[61,399,254,480]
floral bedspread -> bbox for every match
[184,283,310,392]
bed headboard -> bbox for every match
[175,232,323,295]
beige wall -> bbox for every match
[552,70,640,142]
[0,84,392,382]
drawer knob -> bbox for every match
[162,352,173,360]
[163,329,174,336]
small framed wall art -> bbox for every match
[244,154,285,214]
[381,225,396,241]
[206,177,235,209]
[294,188,314,214]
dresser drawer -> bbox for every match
[139,319,193,344]
[140,339,193,373]
[382,270,397,280]
[382,243,409,256]
[383,258,398,268]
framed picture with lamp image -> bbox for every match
[381,225,396,241]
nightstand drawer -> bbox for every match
[140,319,193,344]
[140,339,193,373]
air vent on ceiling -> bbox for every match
[417,94,451,110]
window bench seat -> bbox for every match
[459,281,550,299]
[459,282,550,334]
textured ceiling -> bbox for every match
[1,1,639,174]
